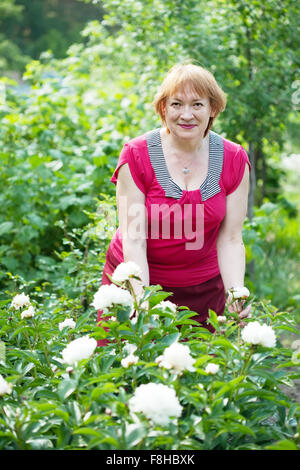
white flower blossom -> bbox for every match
[59,318,76,331]
[227,287,250,303]
[157,300,177,313]
[11,293,31,310]
[121,354,139,368]
[112,261,143,283]
[0,375,12,396]
[123,343,137,355]
[21,306,35,319]
[152,300,177,320]
[155,342,195,374]
[241,321,276,348]
[129,382,182,426]
[91,284,133,312]
[62,336,97,365]
[205,363,220,375]
[217,316,227,323]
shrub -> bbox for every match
[0,275,299,450]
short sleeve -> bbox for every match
[222,145,251,196]
[110,143,149,195]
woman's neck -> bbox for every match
[161,127,208,155]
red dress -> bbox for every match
[97,128,251,344]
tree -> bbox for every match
[0,0,104,75]
[0,0,30,75]
[80,0,300,217]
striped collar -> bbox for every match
[146,128,224,201]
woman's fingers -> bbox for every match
[238,303,252,319]
[227,299,246,313]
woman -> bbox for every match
[97,63,251,343]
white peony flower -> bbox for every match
[217,315,227,323]
[157,300,177,313]
[21,306,35,319]
[112,261,143,283]
[123,343,137,355]
[129,382,182,426]
[11,292,31,310]
[0,375,12,396]
[59,318,76,331]
[91,284,133,311]
[121,354,139,368]
[155,342,195,374]
[227,286,250,303]
[205,363,220,375]
[241,321,276,348]
[62,336,97,365]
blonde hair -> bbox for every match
[153,63,227,136]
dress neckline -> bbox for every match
[146,127,224,201]
[157,128,211,194]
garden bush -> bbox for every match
[0,267,299,450]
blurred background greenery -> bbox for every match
[0,0,299,323]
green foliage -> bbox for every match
[243,199,300,317]
[0,282,299,450]
[0,22,156,289]
[0,0,104,73]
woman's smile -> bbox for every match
[178,124,197,129]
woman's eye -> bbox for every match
[194,102,203,107]
[171,102,180,107]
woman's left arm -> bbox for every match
[217,164,250,295]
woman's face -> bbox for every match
[163,85,214,142]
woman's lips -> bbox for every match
[178,124,196,129]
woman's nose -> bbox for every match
[180,106,194,120]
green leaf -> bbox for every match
[68,401,82,426]
[116,305,132,323]
[125,422,147,447]
[0,340,6,363]
[148,290,175,307]
[212,337,240,352]
[0,221,13,236]
[207,309,219,330]
[157,332,180,347]
[26,438,54,450]
[91,382,118,399]
[214,376,246,399]
[57,378,77,401]
[216,422,256,437]
[73,427,103,438]
[266,440,299,450]
[87,435,120,449]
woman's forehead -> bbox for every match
[167,84,208,101]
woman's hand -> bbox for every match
[226,287,251,319]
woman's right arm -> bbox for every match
[116,163,149,299]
